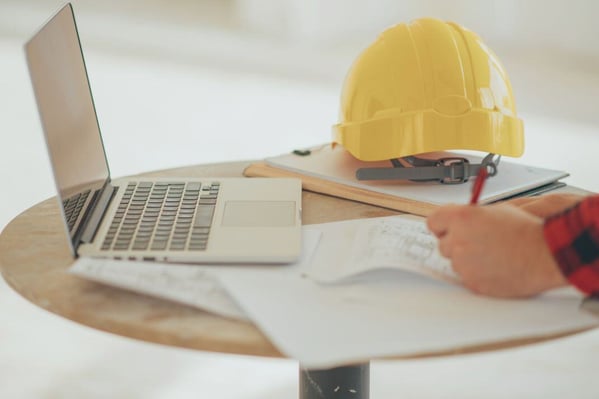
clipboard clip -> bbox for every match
[356,153,500,184]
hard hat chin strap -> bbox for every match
[356,153,500,184]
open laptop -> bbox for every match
[25,3,302,264]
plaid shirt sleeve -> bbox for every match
[544,195,599,296]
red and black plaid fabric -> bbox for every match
[544,195,599,296]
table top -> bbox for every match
[0,161,401,358]
[0,161,591,360]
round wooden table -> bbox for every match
[0,161,400,398]
[1,161,593,399]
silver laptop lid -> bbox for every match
[25,4,110,250]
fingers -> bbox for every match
[428,205,485,259]
[426,204,471,238]
[427,205,474,258]
[437,234,453,258]
[427,205,455,237]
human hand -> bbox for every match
[426,203,567,298]
[508,193,585,218]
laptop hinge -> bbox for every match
[78,182,117,246]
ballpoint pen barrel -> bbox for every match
[469,167,489,205]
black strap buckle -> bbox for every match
[436,157,470,184]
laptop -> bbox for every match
[25,3,302,264]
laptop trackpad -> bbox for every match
[221,201,296,227]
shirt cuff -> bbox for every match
[543,197,599,296]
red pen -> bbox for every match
[469,166,489,205]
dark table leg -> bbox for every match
[300,363,370,399]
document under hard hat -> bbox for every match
[244,144,571,216]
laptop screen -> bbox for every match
[25,4,110,241]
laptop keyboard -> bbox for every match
[63,189,91,232]
[101,181,220,252]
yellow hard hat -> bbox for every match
[332,18,524,164]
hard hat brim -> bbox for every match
[332,109,524,161]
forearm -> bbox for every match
[544,195,599,296]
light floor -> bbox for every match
[2,2,599,398]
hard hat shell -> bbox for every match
[332,18,524,162]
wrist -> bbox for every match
[527,218,568,293]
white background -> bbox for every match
[1,0,599,397]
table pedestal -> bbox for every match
[300,363,370,399]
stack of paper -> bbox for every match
[70,229,323,321]
[219,216,597,367]
[244,145,569,215]
[70,216,598,368]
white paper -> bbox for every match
[305,215,456,284]
[266,144,569,205]
[343,216,458,283]
[221,268,596,368]
[69,228,322,321]
[219,217,597,368]
[70,257,248,320]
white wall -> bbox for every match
[1,1,599,398]
[236,0,599,57]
